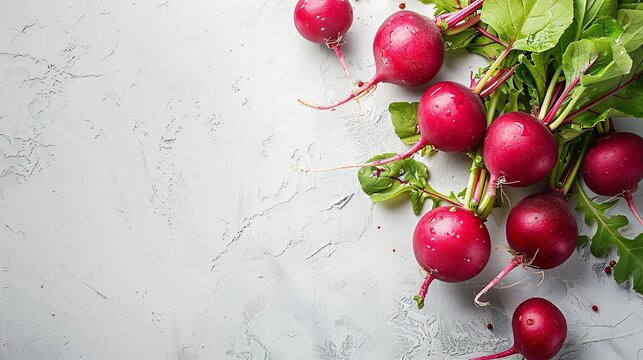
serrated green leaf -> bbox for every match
[480,0,574,52]
[554,0,617,59]
[574,181,643,293]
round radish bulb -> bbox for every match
[294,0,353,44]
[299,10,444,110]
[471,298,567,360]
[474,192,577,306]
[483,112,557,192]
[418,81,487,152]
[302,81,487,172]
[294,0,355,88]
[413,206,491,309]
[581,132,643,224]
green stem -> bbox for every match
[474,45,512,95]
[479,189,495,219]
[549,89,583,131]
[561,136,590,196]
[464,166,480,210]
[538,66,563,120]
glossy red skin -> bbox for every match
[512,298,567,360]
[413,206,491,282]
[581,132,643,197]
[294,0,353,44]
[418,81,487,152]
[506,192,578,269]
[372,11,444,86]
[483,112,557,187]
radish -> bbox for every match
[299,10,444,110]
[299,81,486,172]
[413,206,491,309]
[482,112,557,192]
[474,192,577,306]
[294,0,355,86]
[471,297,567,360]
[581,132,643,224]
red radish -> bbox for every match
[474,192,577,306]
[418,81,487,153]
[294,0,355,85]
[413,206,491,309]
[581,132,643,224]
[299,81,486,172]
[299,10,444,110]
[483,112,557,193]
[471,298,567,360]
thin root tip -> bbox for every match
[297,98,324,110]
[413,295,425,310]
[474,296,490,307]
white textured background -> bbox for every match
[0,1,642,359]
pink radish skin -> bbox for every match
[299,10,444,110]
[581,132,643,224]
[483,112,557,192]
[294,0,355,87]
[471,298,567,360]
[294,0,353,44]
[299,82,486,172]
[413,206,491,309]
[474,192,577,306]
[418,81,487,153]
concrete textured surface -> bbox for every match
[0,1,642,359]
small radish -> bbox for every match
[471,297,567,360]
[299,10,444,110]
[413,206,491,309]
[294,0,355,86]
[299,81,486,172]
[474,192,577,306]
[581,132,643,224]
[418,81,487,153]
[483,112,557,192]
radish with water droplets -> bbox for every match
[300,81,486,172]
[413,206,491,309]
[299,10,444,110]
[471,297,567,360]
[474,192,578,306]
[483,112,558,192]
[581,132,643,224]
[294,0,355,86]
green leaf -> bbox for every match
[389,102,420,145]
[419,0,465,14]
[443,29,479,50]
[617,8,643,52]
[480,0,574,52]
[554,0,617,59]
[561,38,632,88]
[517,53,550,103]
[357,154,458,215]
[468,35,506,60]
[574,181,643,293]
[582,17,625,40]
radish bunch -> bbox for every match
[294,0,643,357]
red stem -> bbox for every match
[475,68,506,93]
[474,256,522,306]
[445,13,481,34]
[564,72,642,123]
[543,58,598,125]
[473,25,505,46]
[414,274,435,310]
[438,0,485,30]
[472,170,486,205]
[623,192,643,225]
[328,43,355,90]
[479,67,516,99]
[298,74,381,110]
[470,347,518,360]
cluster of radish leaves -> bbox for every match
[358,0,643,294]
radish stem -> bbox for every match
[414,274,435,309]
[474,256,522,306]
[623,192,643,225]
[470,347,518,360]
[474,46,512,94]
